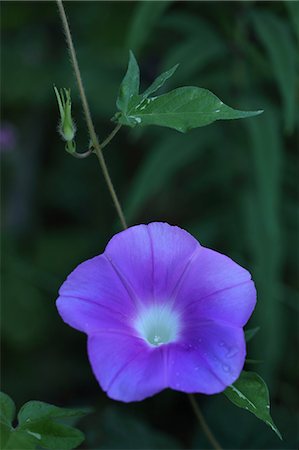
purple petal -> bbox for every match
[56,296,133,334]
[168,322,245,394]
[182,280,256,327]
[175,247,255,326]
[88,333,167,402]
[105,223,199,304]
[57,254,137,333]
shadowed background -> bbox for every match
[1,1,298,449]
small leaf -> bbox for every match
[245,326,260,342]
[0,392,15,426]
[142,64,179,98]
[116,51,140,114]
[224,371,282,440]
[115,86,263,132]
[0,392,15,449]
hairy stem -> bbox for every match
[56,0,127,230]
[188,394,222,450]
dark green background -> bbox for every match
[1,1,298,449]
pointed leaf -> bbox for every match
[245,326,260,342]
[142,64,179,98]
[116,87,263,132]
[224,371,282,440]
[116,51,140,114]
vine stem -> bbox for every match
[188,394,222,450]
[56,0,127,230]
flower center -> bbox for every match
[135,304,180,346]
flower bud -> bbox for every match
[54,86,76,142]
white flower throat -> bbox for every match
[135,304,181,346]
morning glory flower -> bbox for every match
[57,222,256,402]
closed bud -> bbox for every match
[54,86,76,142]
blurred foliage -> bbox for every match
[1,1,298,449]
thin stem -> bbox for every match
[188,394,222,450]
[71,148,93,159]
[56,0,127,230]
[100,123,122,150]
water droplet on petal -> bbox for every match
[198,338,202,343]
[226,347,239,358]
[219,341,225,347]
[194,367,199,371]
[222,363,230,372]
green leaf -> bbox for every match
[17,401,89,449]
[4,430,38,450]
[0,397,89,450]
[18,401,89,424]
[116,86,263,132]
[0,392,15,426]
[224,371,282,440]
[245,326,260,342]
[116,50,140,114]
[0,392,15,449]
[142,64,179,98]
[22,420,84,450]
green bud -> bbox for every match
[54,86,76,141]
[65,140,76,155]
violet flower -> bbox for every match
[57,223,256,402]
